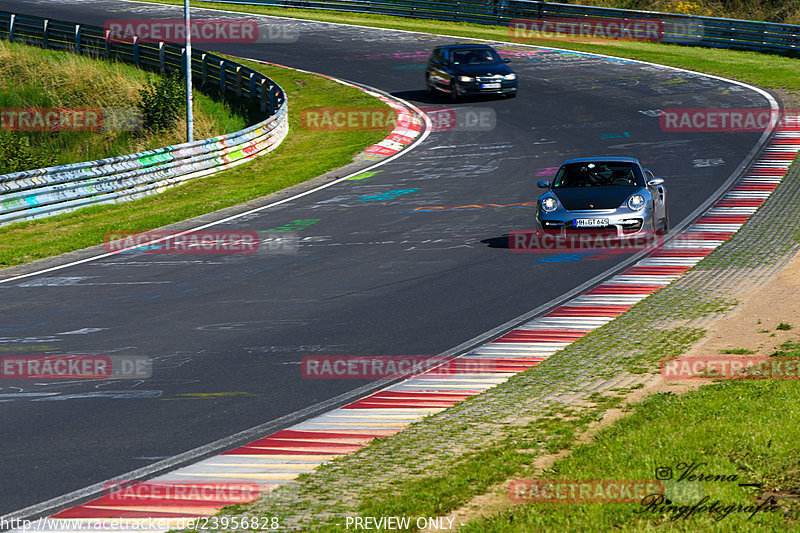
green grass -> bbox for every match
[0,56,392,268]
[770,340,800,357]
[549,0,800,24]
[720,348,757,354]
[459,380,800,532]
[0,39,246,172]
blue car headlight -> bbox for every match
[627,194,645,211]
[541,197,558,213]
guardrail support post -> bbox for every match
[133,36,139,65]
[235,66,242,96]
[43,19,49,48]
[249,72,256,100]
[260,79,268,113]
[201,53,208,83]
[9,14,15,43]
[158,42,165,72]
[219,59,226,92]
[269,84,276,116]
[104,29,111,57]
[74,25,81,53]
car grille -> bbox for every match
[621,219,644,234]
[476,75,503,83]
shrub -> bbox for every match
[0,133,54,174]
[137,70,185,133]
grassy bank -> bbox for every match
[0,39,246,173]
[0,55,392,268]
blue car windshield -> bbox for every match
[552,162,645,188]
[451,48,501,65]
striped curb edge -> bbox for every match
[247,59,424,161]
[16,114,799,531]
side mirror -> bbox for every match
[503,58,511,63]
[647,178,664,187]
[537,180,551,188]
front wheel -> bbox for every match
[426,75,437,96]
[449,80,459,102]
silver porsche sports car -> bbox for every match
[536,157,668,237]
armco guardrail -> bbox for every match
[215,0,800,56]
[0,11,287,226]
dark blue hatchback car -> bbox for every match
[425,44,517,101]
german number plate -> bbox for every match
[574,218,609,227]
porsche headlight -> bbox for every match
[627,194,645,211]
[541,197,558,213]
[458,76,474,83]
[504,73,517,80]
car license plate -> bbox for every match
[481,83,501,89]
[574,218,609,228]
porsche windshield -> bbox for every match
[451,48,502,65]
[552,162,645,188]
